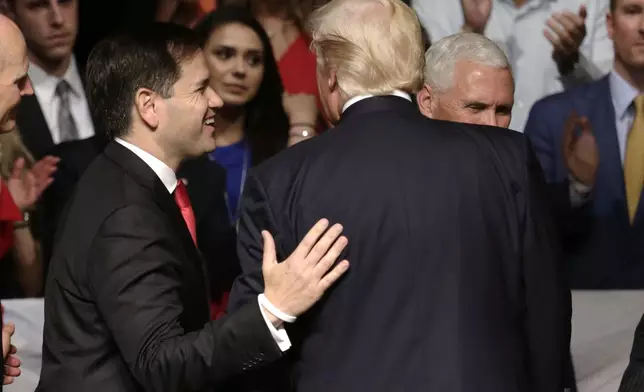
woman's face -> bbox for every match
[204,23,265,107]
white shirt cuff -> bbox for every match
[258,295,292,352]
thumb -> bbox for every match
[10,157,25,180]
[579,116,592,135]
[578,4,587,18]
[261,230,277,269]
[3,322,15,337]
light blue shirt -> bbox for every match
[610,70,640,165]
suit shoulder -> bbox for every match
[531,77,606,113]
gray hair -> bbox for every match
[424,32,511,92]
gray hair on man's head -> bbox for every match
[424,32,511,92]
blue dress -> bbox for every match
[209,140,250,224]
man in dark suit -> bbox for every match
[37,23,350,391]
[620,314,644,391]
[228,0,570,391]
[5,0,96,159]
[40,134,239,310]
[524,0,644,289]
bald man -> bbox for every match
[0,12,32,388]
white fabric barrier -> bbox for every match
[2,291,644,391]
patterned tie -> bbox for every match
[174,181,198,246]
[625,95,644,223]
[55,80,79,143]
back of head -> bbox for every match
[424,32,511,92]
[308,0,424,98]
[85,23,202,140]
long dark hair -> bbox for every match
[195,6,289,166]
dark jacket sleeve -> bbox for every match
[519,138,572,392]
[87,204,282,392]
[619,314,644,392]
[227,172,293,391]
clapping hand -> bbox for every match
[2,321,21,385]
[562,112,598,186]
[461,0,492,34]
[6,155,58,211]
[545,5,587,73]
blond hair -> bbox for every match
[308,0,424,98]
[0,128,34,180]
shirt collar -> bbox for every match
[115,138,178,193]
[28,56,84,102]
[610,70,640,121]
[342,90,412,113]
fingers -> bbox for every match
[292,219,330,259]
[4,354,20,369]
[545,12,585,54]
[9,345,17,355]
[305,223,344,264]
[312,235,348,279]
[578,4,587,19]
[4,365,21,378]
[4,375,16,385]
[317,260,350,292]
[10,158,25,180]
[545,18,576,52]
[578,116,592,135]
[562,112,579,155]
[261,230,277,269]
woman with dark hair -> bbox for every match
[217,0,325,142]
[195,6,290,225]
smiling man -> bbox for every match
[37,23,350,392]
[417,32,515,129]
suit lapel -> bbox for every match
[16,95,55,159]
[103,143,204,267]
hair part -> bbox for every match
[85,23,202,140]
[424,32,512,93]
[308,0,425,98]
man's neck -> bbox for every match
[120,134,181,172]
[29,52,72,78]
[214,106,246,147]
[614,60,644,93]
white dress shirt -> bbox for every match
[342,90,412,113]
[28,57,95,143]
[115,138,291,351]
[413,0,613,132]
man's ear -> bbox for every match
[328,67,338,94]
[416,83,435,118]
[134,88,160,130]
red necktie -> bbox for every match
[174,181,197,246]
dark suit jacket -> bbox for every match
[40,135,239,300]
[37,142,279,392]
[228,96,571,392]
[524,76,644,289]
[619,314,644,391]
[16,94,56,161]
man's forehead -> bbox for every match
[177,52,209,86]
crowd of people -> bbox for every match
[0,0,643,390]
